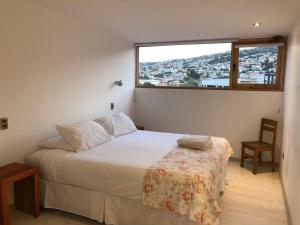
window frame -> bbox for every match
[135,38,287,91]
[231,38,287,91]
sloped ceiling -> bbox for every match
[29,0,300,42]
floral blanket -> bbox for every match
[142,137,233,225]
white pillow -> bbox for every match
[56,121,111,152]
[94,117,114,135]
[95,112,137,137]
[112,112,137,137]
[39,136,73,151]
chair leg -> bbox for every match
[258,152,262,165]
[240,144,245,168]
[253,151,259,175]
[272,150,276,172]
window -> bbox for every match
[135,38,287,91]
[238,46,278,84]
[137,42,232,88]
[231,39,286,90]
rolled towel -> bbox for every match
[177,135,212,150]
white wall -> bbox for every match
[0,0,135,165]
[135,88,283,160]
[281,17,300,225]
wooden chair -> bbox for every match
[240,118,278,175]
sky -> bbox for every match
[139,43,231,62]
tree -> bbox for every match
[140,75,150,80]
[186,69,200,80]
[154,73,164,78]
[143,82,156,87]
[185,78,198,87]
[261,58,274,71]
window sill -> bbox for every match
[135,86,283,92]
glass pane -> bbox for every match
[238,46,278,85]
[138,43,232,88]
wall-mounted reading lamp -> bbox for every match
[114,80,123,86]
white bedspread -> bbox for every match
[27,131,183,201]
[27,130,231,205]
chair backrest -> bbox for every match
[259,118,278,147]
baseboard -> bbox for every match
[229,157,240,162]
[280,177,293,225]
[229,157,280,167]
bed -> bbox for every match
[27,130,233,225]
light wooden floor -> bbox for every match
[219,161,287,225]
[11,161,287,225]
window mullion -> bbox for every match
[276,46,284,90]
[135,47,140,87]
[231,44,239,89]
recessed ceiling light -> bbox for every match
[253,22,262,27]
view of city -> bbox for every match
[138,44,278,88]
[238,46,278,84]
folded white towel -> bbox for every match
[177,135,212,150]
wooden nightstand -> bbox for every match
[0,163,40,225]
[135,125,144,130]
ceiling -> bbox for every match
[29,0,300,43]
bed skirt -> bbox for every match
[41,179,218,225]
